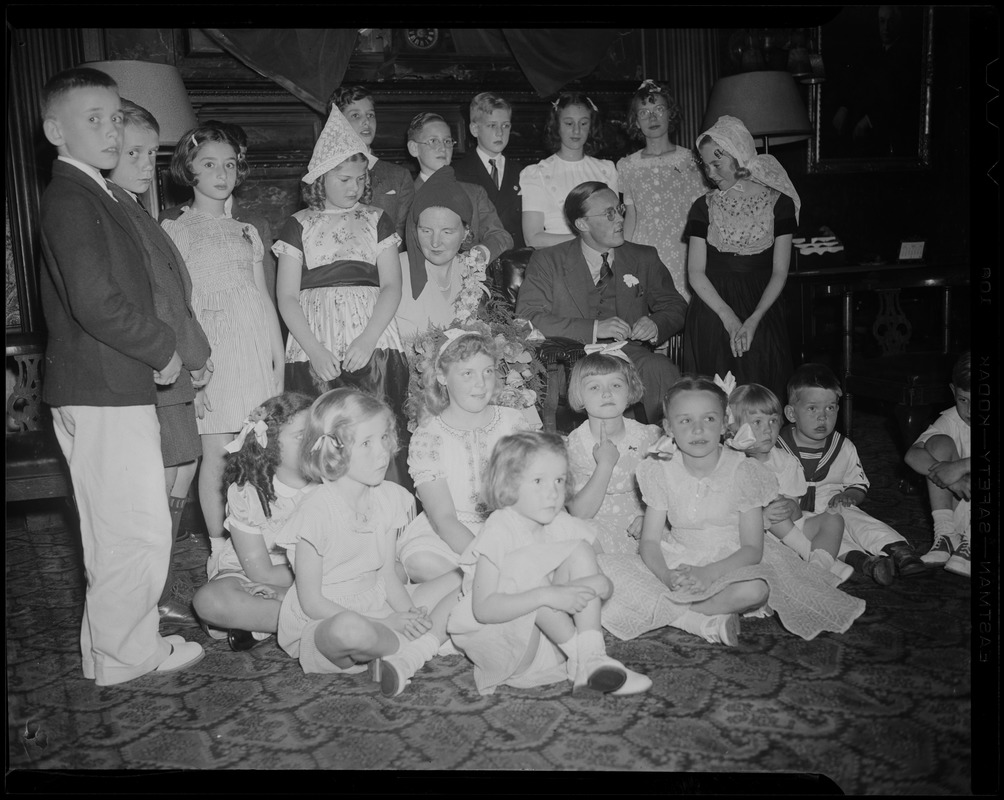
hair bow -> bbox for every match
[725,422,758,452]
[310,432,341,453]
[437,328,479,358]
[638,78,659,92]
[584,341,632,363]
[586,97,598,112]
[551,99,560,110]
[224,418,268,454]
[190,133,199,148]
[713,372,737,425]
[646,435,678,460]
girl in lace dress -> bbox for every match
[273,106,411,488]
[447,431,651,696]
[519,92,618,248]
[275,389,460,697]
[683,115,800,403]
[565,346,662,554]
[192,393,315,650]
[616,80,707,301]
[398,327,536,583]
[162,125,285,553]
[600,377,865,646]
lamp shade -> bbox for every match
[81,60,197,146]
[701,71,811,149]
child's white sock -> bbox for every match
[575,629,606,660]
[932,509,955,538]
[674,610,740,646]
[209,535,226,557]
[377,632,439,697]
[781,528,813,560]
[557,635,579,679]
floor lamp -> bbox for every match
[701,71,811,154]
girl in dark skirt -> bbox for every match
[274,106,412,490]
[683,115,801,404]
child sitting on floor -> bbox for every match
[777,363,927,585]
[725,379,853,584]
[192,393,315,650]
[905,351,971,577]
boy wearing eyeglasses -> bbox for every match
[516,181,686,425]
[406,112,512,267]
[452,93,526,249]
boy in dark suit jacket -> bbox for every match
[107,97,214,627]
[452,92,526,250]
[38,68,203,684]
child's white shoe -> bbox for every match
[700,613,741,647]
[610,666,652,696]
[573,654,628,695]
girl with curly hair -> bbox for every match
[192,393,315,651]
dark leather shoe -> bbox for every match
[884,542,929,578]
[158,598,198,627]
[861,554,896,586]
[228,629,266,652]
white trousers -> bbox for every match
[805,505,906,557]
[52,405,173,685]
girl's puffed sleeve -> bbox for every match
[773,193,797,237]
[616,156,634,206]
[683,195,710,240]
[383,481,417,532]
[519,162,547,214]
[407,423,445,487]
[273,489,329,567]
[548,510,597,546]
[160,217,189,259]
[271,215,305,263]
[598,158,618,195]
[735,458,780,512]
[566,430,594,494]
[636,459,670,510]
[223,483,267,537]
[776,451,809,499]
[375,209,402,255]
[466,510,516,572]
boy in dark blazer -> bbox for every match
[38,68,204,684]
[107,97,214,626]
[452,92,526,250]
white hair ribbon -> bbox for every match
[725,422,758,452]
[437,328,480,358]
[646,435,678,460]
[310,432,341,453]
[224,419,268,454]
[583,341,632,363]
[638,78,659,92]
[713,372,738,426]
[586,97,598,112]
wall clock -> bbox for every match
[403,28,441,52]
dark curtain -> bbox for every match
[202,28,359,114]
[501,29,626,97]
[200,28,627,111]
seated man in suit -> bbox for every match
[516,181,687,424]
[405,112,512,268]
[452,92,525,249]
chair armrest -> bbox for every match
[535,337,586,367]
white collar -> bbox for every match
[477,148,504,171]
[60,156,116,200]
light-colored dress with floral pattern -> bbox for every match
[599,447,865,641]
[397,406,530,572]
[272,203,404,365]
[519,154,618,236]
[162,208,277,433]
[566,418,662,554]
[617,148,707,301]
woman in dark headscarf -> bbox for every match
[396,166,480,341]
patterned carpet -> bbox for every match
[6,408,974,793]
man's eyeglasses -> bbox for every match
[636,105,669,121]
[582,204,627,222]
[414,137,455,150]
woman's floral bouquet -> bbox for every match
[404,265,548,431]
[452,248,491,323]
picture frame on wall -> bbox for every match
[808,5,934,173]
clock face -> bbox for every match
[405,28,440,50]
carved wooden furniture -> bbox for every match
[789,262,970,447]
[6,332,75,506]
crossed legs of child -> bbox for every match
[672,579,769,648]
[327,571,459,697]
[193,574,285,650]
[533,542,651,696]
[773,514,854,584]
[918,434,971,576]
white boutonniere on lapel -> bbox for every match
[623,273,643,297]
[384,189,397,195]
[514,186,521,194]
